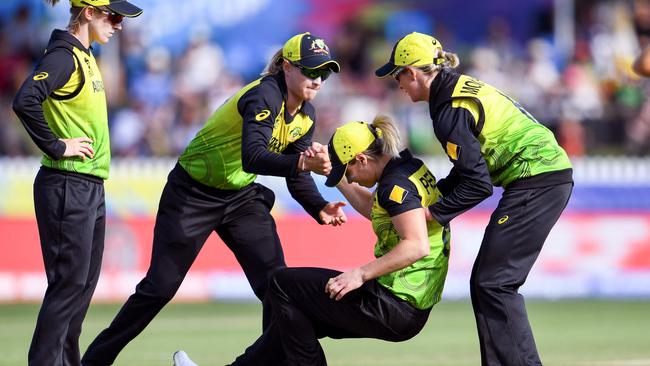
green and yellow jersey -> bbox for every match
[13,30,110,180]
[371,150,450,310]
[178,71,328,220]
[448,74,571,186]
[427,69,573,225]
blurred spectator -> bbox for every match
[5,5,39,59]
[174,23,226,101]
[110,100,147,156]
[130,46,173,108]
[2,0,650,157]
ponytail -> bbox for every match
[364,115,401,159]
[261,49,284,77]
[440,50,460,68]
[416,49,460,76]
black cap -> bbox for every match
[74,0,143,17]
[324,136,347,187]
[106,0,142,17]
[283,32,341,72]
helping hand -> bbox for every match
[304,141,328,157]
[301,142,331,175]
[319,201,347,226]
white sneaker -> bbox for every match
[173,350,199,366]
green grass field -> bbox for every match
[2,300,649,366]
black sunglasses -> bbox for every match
[392,66,406,81]
[97,8,124,25]
[291,62,332,81]
[83,2,124,25]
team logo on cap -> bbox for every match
[309,39,330,55]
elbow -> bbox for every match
[12,96,25,117]
[241,160,253,173]
[481,182,493,198]
[241,146,271,174]
[240,152,256,173]
[472,179,493,200]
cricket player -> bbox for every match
[82,32,347,365]
[174,115,451,366]
[376,32,573,365]
[12,0,142,365]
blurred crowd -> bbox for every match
[1,0,650,158]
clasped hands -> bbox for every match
[299,142,347,226]
[299,142,330,176]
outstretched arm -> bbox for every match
[285,135,344,225]
[428,104,493,225]
[318,201,347,226]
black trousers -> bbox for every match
[29,167,106,366]
[81,164,285,366]
[232,267,431,366]
[471,182,573,366]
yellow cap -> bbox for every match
[375,32,443,78]
[325,121,377,187]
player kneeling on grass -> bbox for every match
[173,115,451,366]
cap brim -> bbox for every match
[375,62,398,78]
[299,57,341,73]
[106,0,143,17]
[325,163,348,187]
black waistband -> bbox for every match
[170,162,253,197]
[40,165,104,184]
[506,168,573,190]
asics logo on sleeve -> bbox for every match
[255,110,271,121]
[498,215,509,224]
[33,72,49,81]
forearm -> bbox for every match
[286,174,328,222]
[336,179,372,219]
[430,177,492,225]
[358,238,429,281]
[242,147,300,177]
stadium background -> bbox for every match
[1,0,650,302]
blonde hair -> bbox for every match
[261,49,284,77]
[364,115,401,159]
[44,0,89,33]
[67,7,87,32]
[416,49,460,76]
